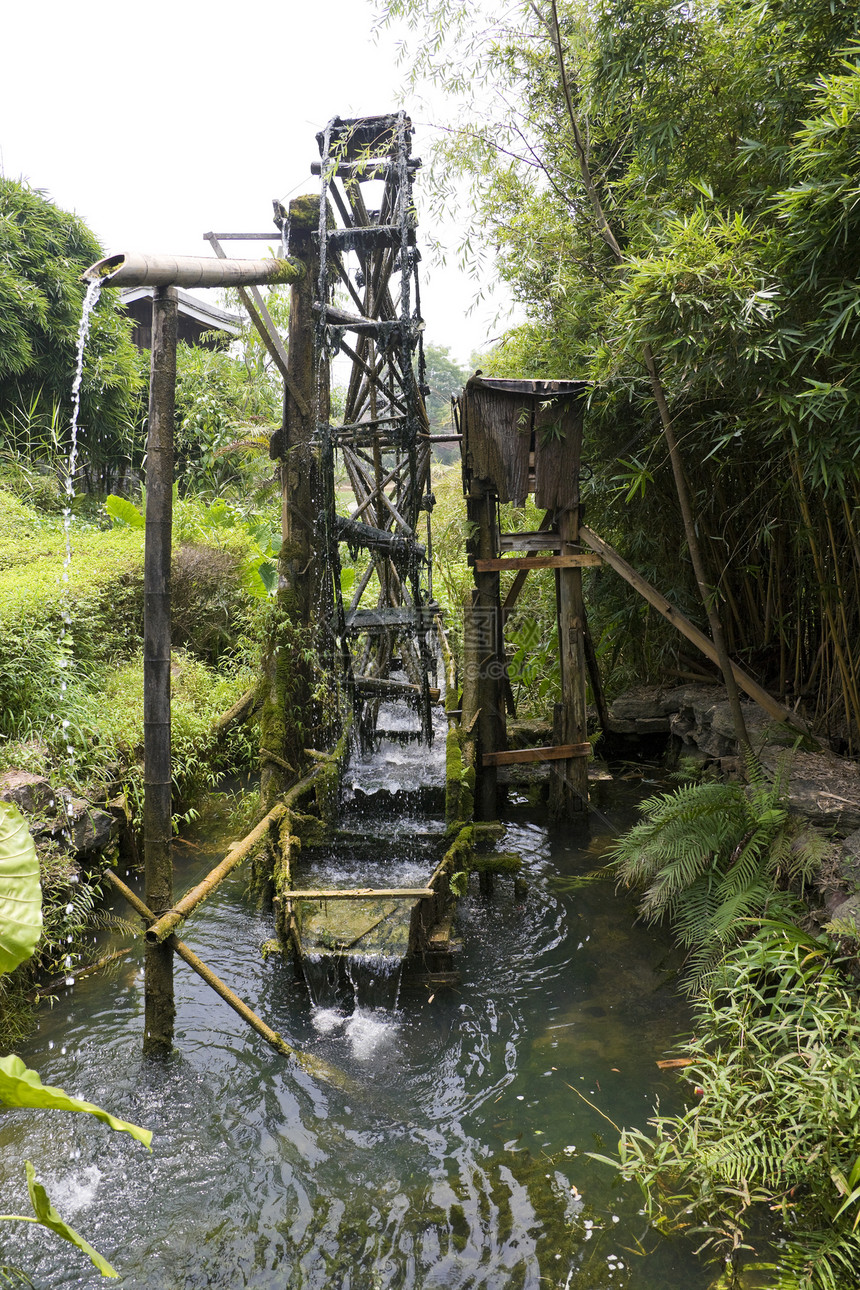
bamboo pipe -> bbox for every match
[105,871,343,1084]
[84,251,304,290]
[145,802,287,944]
[143,286,177,1055]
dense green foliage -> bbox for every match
[597,925,860,1290]
[381,0,860,739]
[610,758,827,986]
[0,179,144,493]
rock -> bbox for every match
[759,746,860,834]
[828,893,860,932]
[62,798,115,855]
[0,770,56,816]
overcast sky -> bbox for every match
[1,0,511,365]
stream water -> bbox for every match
[0,748,712,1290]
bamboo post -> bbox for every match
[550,507,589,816]
[143,285,177,1056]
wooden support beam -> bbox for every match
[552,504,590,816]
[579,525,805,730]
[475,554,602,572]
[288,888,434,900]
[482,743,591,767]
[499,532,561,552]
[143,285,177,1056]
[501,510,557,624]
[205,232,310,418]
[354,675,440,702]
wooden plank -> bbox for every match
[579,525,800,727]
[499,531,560,551]
[475,555,602,571]
[289,887,433,900]
[483,743,591,766]
[502,510,556,623]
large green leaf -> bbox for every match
[0,802,42,976]
[25,1161,117,1277]
[104,494,144,528]
[0,1056,152,1149]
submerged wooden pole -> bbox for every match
[143,285,177,1056]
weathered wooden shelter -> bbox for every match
[457,376,597,819]
[120,286,242,350]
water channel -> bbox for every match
[1,734,713,1290]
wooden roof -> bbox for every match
[460,376,589,509]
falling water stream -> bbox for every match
[0,722,713,1290]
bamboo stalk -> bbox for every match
[288,888,433,900]
[105,871,342,1082]
[143,285,177,1056]
[539,0,750,753]
[146,772,322,945]
[145,802,287,944]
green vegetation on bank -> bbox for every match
[0,486,262,801]
[594,763,858,1289]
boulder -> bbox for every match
[759,746,860,835]
[56,796,116,855]
[0,770,56,816]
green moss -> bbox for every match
[288,194,320,232]
[471,851,523,874]
[290,810,328,847]
[445,725,475,826]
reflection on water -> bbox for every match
[0,776,711,1289]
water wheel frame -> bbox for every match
[312,113,438,745]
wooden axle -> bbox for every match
[473,554,602,572]
[482,743,592,767]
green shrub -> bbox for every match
[87,651,257,823]
[597,925,860,1290]
[609,757,828,988]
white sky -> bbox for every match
[0,0,511,366]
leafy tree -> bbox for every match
[379,0,860,739]
[0,179,145,493]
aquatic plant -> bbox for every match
[608,754,827,987]
[593,924,860,1290]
